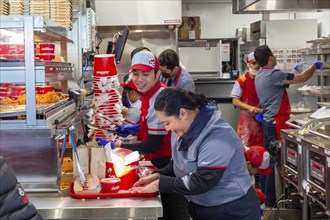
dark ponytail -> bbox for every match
[154,87,207,117]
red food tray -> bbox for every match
[69,183,158,199]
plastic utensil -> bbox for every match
[70,133,87,188]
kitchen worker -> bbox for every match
[121,47,150,108]
[254,44,323,207]
[120,77,142,125]
[112,51,190,220]
[131,87,260,220]
[231,52,263,148]
[0,156,43,220]
[158,49,195,91]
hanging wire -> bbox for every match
[95,32,102,54]
[77,53,90,87]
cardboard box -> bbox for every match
[179,16,201,40]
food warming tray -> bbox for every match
[0,96,70,117]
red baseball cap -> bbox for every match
[245,146,271,176]
[130,51,160,72]
[245,52,256,63]
[120,78,138,91]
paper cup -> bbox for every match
[101,178,121,193]
[39,43,55,54]
[94,54,117,77]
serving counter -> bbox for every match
[28,191,163,219]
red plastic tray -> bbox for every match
[69,183,158,199]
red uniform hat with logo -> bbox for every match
[120,77,138,91]
[245,52,257,64]
[130,51,160,72]
[245,145,271,176]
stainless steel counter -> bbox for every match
[28,192,162,219]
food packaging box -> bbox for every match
[178,16,201,40]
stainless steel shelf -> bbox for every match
[0,61,73,83]
[301,48,330,56]
[0,15,73,43]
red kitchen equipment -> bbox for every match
[69,182,158,199]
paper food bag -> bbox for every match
[72,146,89,178]
[90,147,107,179]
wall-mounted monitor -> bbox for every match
[109,26,129,64]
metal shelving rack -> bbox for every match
[0,15,75,192]
[0,16,74,126]
[301,38,330,105]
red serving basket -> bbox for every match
[69,182,158,199]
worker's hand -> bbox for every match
[293,62,305,74]
[313,61,323,69]
[248,106,262,114]
[115,124,139,137]
[132,173,160,188]
[255,112,263,124]
[95,137,115,149]
[130,179,159,193]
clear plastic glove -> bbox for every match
[255,112,263,124]
[293,62,305,74]
[115,124,139,137]
[96,137,115,149]
[313,61,323,69]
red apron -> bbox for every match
[274,89,291,140]
[236,73,264,147]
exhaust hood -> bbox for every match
[233,0,330,14]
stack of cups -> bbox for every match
[92,54,123,141]
[39,43,55,61]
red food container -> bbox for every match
[93,54,117,77]
[39,54,55,61]
[35,86,42,94]
[101,178,121,193]
[11,86,26,96]
[0,92,11,99]
[40,85,54,94]
[0,83,13,93]
[0,44,25,59]
[39,43,55,54]
[105,160,139,190]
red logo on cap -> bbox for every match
[149,58,155,68]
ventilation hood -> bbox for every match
[233,0,330,14]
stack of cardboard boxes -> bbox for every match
[178,16,201,40]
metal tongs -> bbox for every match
[55,125,87,188]
[69,129,87,187]
[94,112,122,127]
[87,123,119,134]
